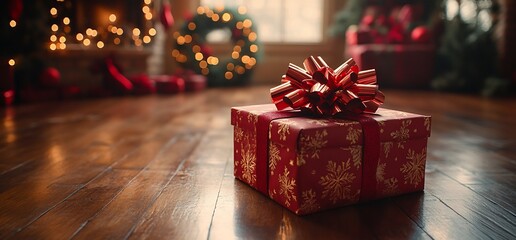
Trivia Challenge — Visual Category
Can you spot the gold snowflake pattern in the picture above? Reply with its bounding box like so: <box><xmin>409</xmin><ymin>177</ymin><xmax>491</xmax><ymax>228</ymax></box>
<box><xmin>298</xmin><ymin>189</ymin><xmax>320</xmax><ymax>214</ymax></box>
<box><xmin>234</xmin><ymin>110</ymin><xmax>243</xmax><ymax>124</ymax></box>
<box><xmin>340</xmin><ymin>146</ymin><xmax>362</xmax><ymax>170</ymax></box>
<box><xmin>297</xmin><ymin>130</ymin><xmax>328</xmax><ymax>166</ymax></box>
<box><xmin>269</xmin><ymin>142</ymin><xmax>281</xmax><ymax>175</ymax></box>
<box><xmin>279</xmin><ymin>167</ymin><xmax>297</xmax><ymax>207</ymax></box>
<box><xmin>382</xmin><ymin>178</ymin><xmax>399</xmax><ymax>195</ymax></box>
<box><xmin>346</xmin><ymin>127</ymin><xmax>362</xmax><ymax>145</ymax></box>
<box><xmin>382</xmin><ymin>142</ymin><xmax>393</xmax><ymax>158</ymax></box>
<box><xmin>319</xmin><ymin>160</ymin><xmax>357</xmax><ymax>203</ymax></box>
<box><xmin>400</xmin><ymin>148</ymin><xmax>426</xmax><ymax>187</ymax></box>
<box><xmin>391</xmin><ymin>120</ymin><xmax>411</xmax><ymax>149</ymax></box>
<box><xmin>333</xmin><ymin>120</ymin><xmax>353</xmax><ymax>127</ymax></box>
<box><xmin>276</xmin><ymin>119</ymin><xmax>295</xmax><ymax>141</ymax></box>
<box><xmin>376</xmin><ymin>162</ymin><xmax>386</xmax><ymax>182</ymax></box>
<box><xmin>247</xmin><ymin>113</ymin><xmax>258</xmax><ymax>125</ymax></box>
<box><xmin>241</xmin><ymin>143</ymin><xmax>257</xmax><ymax>185</ymax></box>
<box><xmin>234</xmin><ymin>126</ymin><xmax>244</xmax><ymax>143</ymax></box>
<box><xmin>307</xmin><ymin>119</ymin><xmax>329</xmax><ymax>126</ymax></box>
<box><xmin>391</xmin><ymin>120</ymin><xmax>411</xmax><ymax>141</ymax></box>
<box><xmin>424</xmin><ymin>117</ymin><xmax>431</xmax><ymax>132</ymax></box>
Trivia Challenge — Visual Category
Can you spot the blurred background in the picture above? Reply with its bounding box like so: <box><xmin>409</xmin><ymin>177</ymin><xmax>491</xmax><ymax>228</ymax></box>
<box><xmin>1</xmin><ymin>0</ymin><xmax>515</xmax><ymax>106</ymax></box>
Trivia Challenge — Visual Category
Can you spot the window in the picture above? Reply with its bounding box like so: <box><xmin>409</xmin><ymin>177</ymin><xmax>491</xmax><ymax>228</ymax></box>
<box><xmin>200</xmin><ymin>0</ymin><xmax>324</xmax><ymax>43</ymax></box>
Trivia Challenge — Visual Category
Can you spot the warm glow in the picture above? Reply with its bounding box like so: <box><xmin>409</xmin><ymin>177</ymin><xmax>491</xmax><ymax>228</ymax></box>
<box><xmin>8</xmin><ymin>59</ymin><xmax>15</xmax><ymax>66</ymax></box>
<box><xmin>86</xmin><ymin>28</ymin><xmax>93</xmax><ymax>36</ymax></box>
<box><xmin>171</xmin><ymin>49</ymin><xmax>179</xmax><ymax>57</ymax></box>
<box><xmin>201</xmin><ymin>68</ymin><xmax>209</xmax><ymax>75</ymax></box>
<box><xmin>249</xmin><ymin>57</ymin><xmax>257</xmax><ymax>66</ymax></box>
<box><xmin>238</xmin><ymin>6</ymin><xmax>247</xmax><ymax>14</ymax></box>
<box><xmin>63</xmin><ymin>17</ymin><xmax>70</xmax><ymax>25</ymax></box>
<box><xmin>225</xmin><ymin>71</ymin><xmax>233</xmax><ymax>80</ymax></box>
<box><xmin>188</xmin><ymin>22</ymin><xmax>196</xmax><ymax>31</ymax></box>
<box><xmin>91</xmin><ymin>29</ymin><xmax>98</xmax><ymax>37</ymax></box>
<box><xmin>236</xmin><ymin>22</ymin><xmax>243</xmax><ymax>29</ymax></box>
<box><xmin>59</xmin><ymin>36</ymin><xmax>66</xmax><ymax>43</ymax></box>
<box><xmin>59</xmin><ymin>43</ymin><xmax>66</xmax><ymax>49</ymax></box>
<box><xmin>51</xmin><ymin>24</ymin><xmax>58</xmax><ymax>32</ymax></box>
<box><xmin>192</xmin><ymin>45</ymin><xmax>201</xmax><ymax>52</ymax></box>
<box><xmin>176</xmin><ymin>36</ymin><xmax>185</xmax><ymax>45</ymax></box>
<box><xmin>222</xmin><ymin>13</ymin><xmax>231</xmax><ymax>22</ymax></box>
<box><xmin>149</xmin><ymin>28</ymin><xmax>157</xmax><ymax>36</ymax></box>
<box><xmin>233</xmin><ymin>45</ymin><xmax>241</xmax><ymax>52</ymax></box>
<box><xmin>231</xmin><ymin>51</ymin><xmax>239</xmax><ymax>59</ymax></box>
<box><xmin>133</xmin><ymin>28</ymin><xmax>141</xmax><ymax>36</ymax></box>
<box><xmin>50</xmin><ymin>7</ymin><xmax>58</xmax><ymax>16</ymax></box>
<box><xmin>143</xmin><ymin>35</ymin><xmax>151</xmax><ymax>43</ymax></box>
<box><xmin>135</xmin><ymin>39</ymin><xmax>142</xmax><ymax>46</ymax></box>
<box><xmin>9</xmin><ymin>20</ymin><xmax>16</xmax><ymax>28</ymax></box>
<box><xmin>243</xmin><ymin>19</ymin><xmax>253</xmax><ymax>28</ymax></box>
<box><xmin>236</xmin><ymin>66</ymin><xmax>245</xmax><ymax>74</ymax></box>
<box><xmin>76</xmin><ymin>33</ymin><xmax>83</xmax><ymax>41</ymax></box>
<box><xmin>144</xmin><ymin>0</ymin><xmax>152</xmax><ymax>4</ymax></box>
<box><xmin>83</xmin><ymin>38</ymin><xmax>91</xmax><ymax>46</ymax></box>
<box><xmin>227</xmin><ymin>63</ymin><xmax>234</xmax><ymax>71</ymax></box>
<box><xmin>50</xmin><ymin>43</ymin><xmax>57</xmax><ymax>50</ymax></box>
<box><xmin>195</xmin><ymin>52</ymin><xmax>204</xmax><ymax>61</ymax></box>
<box><xmin>109</xmin><ymin>14</ymin><xmax>117</xmax><ymax>22</ymax></box>
<box><xmin>199</xmin><ymin>60</ymin><xmax>208</xmax><ymax>68</ymax></box>
<box><xmin>196</xmin><ymin>6</ymin><xmax>205</xmax><ymax>15</ymax></box>
<box><xmin>116</xmin><ymin>28</ymin><xmax>124</xmax><ymax>35</ymax></box>
<box><xmin>142</xmin><ymin>6</ymin><xmax>150</xmax><ymax>13</ymax></box>
<box><xmin>184</xmin><ymin>35</ymin><xmax>192</xmax><ymax>43</ymax></box>
<box><xmin>248</xmin><ymin>32</ymin><xmax>257</xmax><ymax>42</ymax></box>
<box><xmin>250</xmin><ymin>44</ymin><xmax>258</xmax><ymax>53</ymax></box>
<box><xmin>50</xmin><ymin>35</ymin><xmax>57</xmax><ymax>42</ymax></box>
<box><xmin>211</xmin><ymin>14</ymin><xmax>220</xmax><ymax>21</ymax></box>
<box><xmin>207</xmin><ymin>56</ymin><xmax>219</xmax><ymax>65</ymax></box>
<box><xmin>110</xmin><ymin>26</ymin><xmax>118</xmax><ymax>33</ymax></box>
<box><xmin>145</xmin><ymin>12</ymin><xmax>153</xmax><ymax>20</ymax></box>
<box><xmin>114</xmin><ymin>37</ymin><xmax>121</xmax><ymax>45</ymax></box>
<box><xmin>241</xmin><ymin>55</ymin><xmax>250</xmax><ymax>64</ymax></box>
<box><xmin>97</xmin><ymin>41</ymin><xmax>104</xmax><ymax>48</ymax></box>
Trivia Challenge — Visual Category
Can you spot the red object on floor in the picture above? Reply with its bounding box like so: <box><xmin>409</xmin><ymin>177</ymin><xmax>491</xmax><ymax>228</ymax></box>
<box><xmin>345</xmin><ymin>44</ymin><xmax>435</xmax><ymax>88</ymax></box>
<box><xmin>131</xmin><ymin>74</ymin><xmax>156</xmax><ymax>95</ymax></box>
<box><xmin>105</xmin><ymin>58</ymin><xmax>133</xmax><ymax>93</ymax></box>
<box><xmin>231</xmin><ymin>104</ymin><xmax>431</xmax><ymax>215</ymax></box>
<box><xmin>153</xmin><ymin>75</ymin><xmax>185</xmax><ymax>94</ymax></box>
<box><xmin>39</xmin><ymin>67</ymin><xmax>61</xmax><ymax>87</ymax></box>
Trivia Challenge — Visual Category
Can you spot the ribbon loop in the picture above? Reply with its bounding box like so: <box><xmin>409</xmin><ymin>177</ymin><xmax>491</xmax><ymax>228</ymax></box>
<box><xmin>270</xmin><ymin>56</ymin><xmax>384</xmax><ymax>116</ymax></box>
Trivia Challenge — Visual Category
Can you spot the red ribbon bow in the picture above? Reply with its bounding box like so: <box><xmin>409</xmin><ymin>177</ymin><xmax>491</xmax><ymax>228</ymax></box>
<box><xmin>270</xmin><ymin>56</ymin><xmax>385</xmax><ymax>116</ymax></box>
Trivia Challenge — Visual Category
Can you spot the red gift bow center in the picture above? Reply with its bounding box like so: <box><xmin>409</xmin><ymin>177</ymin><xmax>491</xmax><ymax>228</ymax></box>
<box><xmin>270</xmin><ymin>56</ymin><xmax>385</xmax><ymax>116</ymax></box>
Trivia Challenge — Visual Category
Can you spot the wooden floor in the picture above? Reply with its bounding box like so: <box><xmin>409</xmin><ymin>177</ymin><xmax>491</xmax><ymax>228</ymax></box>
<box><xmin>0</xmin><ymin>86</ymin><xmax>515</xmax><ymax>239</ymax></box>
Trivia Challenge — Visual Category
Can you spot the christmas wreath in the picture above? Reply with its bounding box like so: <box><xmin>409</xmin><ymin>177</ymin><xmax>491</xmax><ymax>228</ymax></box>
<box><xmin>173</xmin><ymin>6</ymin><xmax>261</xmax><ymax>86</ymax></box>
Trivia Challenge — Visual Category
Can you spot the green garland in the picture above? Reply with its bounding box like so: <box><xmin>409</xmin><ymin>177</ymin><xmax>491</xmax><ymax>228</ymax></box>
<box><xmin>174</xmin><ymin>6</ymin><xmax>262</xmax><ymax>86</ymax></box>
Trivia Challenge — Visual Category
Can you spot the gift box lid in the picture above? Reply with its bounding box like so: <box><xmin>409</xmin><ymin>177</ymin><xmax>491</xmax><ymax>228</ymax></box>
<box><xmin>231</xmin><ymin>104</ymin><xmax>431</xmax><ymax>150</ymax></box>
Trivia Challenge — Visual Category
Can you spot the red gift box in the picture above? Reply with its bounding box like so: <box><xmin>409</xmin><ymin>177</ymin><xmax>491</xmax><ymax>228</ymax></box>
<box><xmin>231</xmin><ymin>104</ymin><xmax>431</xmax><ymax>215</ymax></box>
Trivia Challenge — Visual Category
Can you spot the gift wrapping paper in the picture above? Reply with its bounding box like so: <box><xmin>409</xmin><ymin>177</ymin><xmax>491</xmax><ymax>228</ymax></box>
<box><xmin>231</xmin><ymin>104</ymin><xmax>431</xmax><ymax>215</ymax></box>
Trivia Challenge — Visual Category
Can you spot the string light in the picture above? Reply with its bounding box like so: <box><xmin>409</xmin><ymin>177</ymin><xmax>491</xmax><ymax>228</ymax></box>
<box><xmin>142</xmin><ymin>6</ymin><xmax>150</xmax><ymax>13</ymax></box>
<box><xmin>144</xmin><ymin>0</ymin><xmax>152</xmax><ymax>4</ymax></box>
<box><xmin>97</xmin><ymin>41</ymin><xmax>104</xmax><ymax>49</ymax></box>
<box><xmin>149</xmin><ymin>28</ymin><xmax>157</xmax><ymax>36</ymax></box>
<box><xmin>225</xmin><ymin>71</ymin><xmax>233</xmax><ymax>80</ymax></box>
<box><xmin>116</xmin><ymin>28</ymin><xmax>124</xmax><ymax>35</ymax></box>
<box><xmin>114</xmin><ymin>38</ymin><xmax>121</xmax><ymax>45</ymax></box>
<box><xmin>50</xmin><ymin>35</ymin><xmax>57</xmax><ymax>42</ymax></box>
<box><xmin>188</xmin><ymin>22</ymin><xmax>196</xmax><ymax>31</ymax></box>
<box><xmin>8</xmin><ymin>59</ymin><xmax>15</xmax><ymax>66</ymax></box>
<box><xmin>109</xmin><ymin>14</ymin><xmax>117</xmax><ymax>23</ymax></box>
<box><xmin>9</xmin><ymin>20</ymin><xmax>16</xmax><ymax>28</ymax></box>
<box><xmin>83</xmin><ymin>39</ymin><xmax>91</xmax><ymax>46</ymax></box>
<box><xmin>59</xmin><ymin>36</ymin><xmax>66</xmax><ymax>43</ymax></box>
<box><xmin>49</xmin><ymin>43</ymin><xmax>57</xmax><ymax>51</ymax></box>
<box><xmin>51</xmin><ymin>24</ymin><xmax>59</xmax><ymax>32</ymax></box>
<box><xmin>238</xmin><ymin>6</ymin><xmax>247</xmax><ymax>14</ymax></box>
<box><xmin>133</xmin><ymin>28</ymin><xmax>141</xmax><ymax>36</ymax></box>
<box><xmin>195</xmin><ymin>52</ymin><xmax>204</xmax><ymax>61</ymax></box>
<box><xmin>250</xmin><ymin>44</ymin><xmax>258</xmax><ymax>53</ymax></box>
<box><xmin>50</xmin><ymin>8</ymin><xmax>58</xmax><ymax>16</ymax></box>
<box><xmin>63</xmin><ymin>17</ymin><xmax>70</xmax><ymax>25</ymax></box>
<box><xmin>143</xmin><ymin>36</ymin><xmax>151</xmax><ymax>44</ymax></box>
